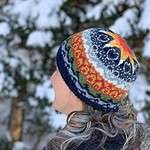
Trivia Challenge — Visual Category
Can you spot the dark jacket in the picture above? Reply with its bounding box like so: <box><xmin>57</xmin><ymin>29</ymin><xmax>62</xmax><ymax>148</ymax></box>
<box><xmin>43</xmin><ymin>129</ymin><xmax>141</xmax><ymax>150</ymax></box>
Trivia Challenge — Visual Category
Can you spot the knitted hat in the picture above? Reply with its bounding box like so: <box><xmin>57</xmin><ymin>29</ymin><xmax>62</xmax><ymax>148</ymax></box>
<box><xmin>56</xmin><ymin>28</ymin><xmax>140</xmax><ymax>113</ymax></box>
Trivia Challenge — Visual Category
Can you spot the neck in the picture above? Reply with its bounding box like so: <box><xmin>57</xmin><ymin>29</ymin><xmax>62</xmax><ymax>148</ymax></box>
<box><xmin>63</xmin><ymin>98</ymin><xmax>86</xmax><ymax>115</ymax></box>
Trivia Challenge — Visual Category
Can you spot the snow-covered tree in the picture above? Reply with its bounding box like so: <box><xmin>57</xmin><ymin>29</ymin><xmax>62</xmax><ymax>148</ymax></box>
<box><xmin>0</xmin><ymin>0</ymin><xmax>150</xmax><ymax>149</ymax></box>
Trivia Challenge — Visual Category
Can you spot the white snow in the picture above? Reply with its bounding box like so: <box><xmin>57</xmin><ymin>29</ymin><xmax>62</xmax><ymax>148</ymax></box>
<box><xmin>0</xmin><ymin>22</ymin><xmax>10</xmax><ymax>36</ymax></box>
<box><xmin>50</xmin><ymin>46</ymin><xmax>59</xmax><ymax>58</ymax></box>
<box><xmin>137</xmin><ymin>112</ymin><xmax>145</xmax><ymax>123</ymax></box>
<box><xmin>0</xmin><ymin>99</ymin><xmax>11</xmax><ymax>137</ymax></box>
<box><xmin>113</xmin><ymin>0</ymin><xmax>125</xmax><ymax>5</ymax></box>
<box><xmin>105</xmin><ymin>5</ymin><xmax>116</xmax><ymax>16</ymax></box>
<box><xmin>0</xmin><ymin>63</ymin><xmax>4</xmax><ymax>72</ymax></box>
<box><xmin>129</xmin><ymin>75</ymin><xmax>150</xmax><ymax>111</ymax></box>
<box><xmin>44</xmin><ymin>107</ymin><xmax>67</xmax><ymax>128</ymax></box>
<box><xmin>13</xmin><ymin>142</ymin><xmax>27</xmax><ymax>150</ymax></box>
<box><xmin>50</xmin><ymin>108</ymin><xmax>67</xmax><ymax>128</ymax></box>
<box><xmin>129</xmin><ymin>75</ymin><xmax>150</xmax><ymax>123</ymax></box>
<box><xmin>86</xmin><ymin>3</ymin><xmax>104</xmax><ymax>20</ymax></box>
<box><xmin>143</xmin><ymin>41</ymin><xmax>150</xmax><ymax>58</ymax></box>
<box><xmin>31</xmin><ymin>0</ymin><xmax>64</xmax><ymax>29</ymax></box>
<box><xmin>35</xmin><ymin>75</ymin><xmax>67</xmax><ymax>128</ymax></box>
<box><xmin>86</xmin><ymin>0</ymin><xmax>136</xmax><ymax>21</ymax></box>
<box><xmin>0</xmin><ymin>99</ymin><xmax>11</xmax><ymax>123</ymax></box>
<box><xmin>0</xmin><ymin>72</ymin><xmax>5</xmax><ymax>92</ymax></box>
<box><xmin>138</xmin><ymin>0</ymin><xmax>150</xmax><ymax>30</ymax></box>
<box><xmin>5</xmin><ymin>0</ymin><xmax>64</xmax><ymax>29</ymax></box>
<box><xmin>28</xmin><ymin>97</ymin><xmax>38</xmax><ymax>107</ymax></box>
<box><xmin>9</xmin><ymin>89</ymin><xmax>18</xmax><ymax>97</ymax></box>
<box><xmin>60</xmin><ymin>11</ymin><xmax>72</xmax><ymax>26</ymax></box>
<box><xmin>9</xmin><ymin>57</ymin><xmax>19</xmax><ymax>68</ymax></box>
<box><xmin>143</xmin><ymin>34</ymin><xmax>150</xmax><ymax>58</ymax></box>
<box><xmin>0</xmin><ymin>45</ymin><xmax>8</xmax><ymax>57</ymax></box>
<box><xmin>12</xmin><ymin>49</ymin><xmax>31</xmax><ymax>68</ymax></box>
<box><xmin>3</xmin><ymin>76</ymin><xmax>18</xmax><ymax>97</ymax></box>
<box><xmin>110</xmin><ymin>9</ymin><xmax>137</xmax><ymax>37</ymax></box>
<box><xmin>51</xmin><ymin>112</ymin><xmax>67</xmax><ymax>128</ymax></box>
<box><xmin>0</xmin><ymin>0</ymin><xmax>150</xmax><ymax>146</ymax></box>
<box><xmin>8</xmin><ymin>0</ymin><xmax>33</xmax><ymax>27</ymax></box>
<box><xmin>7</xmin><ymin>49</ymin><xmax>32</xmax><ymax>80</ymax></box>
<box><xmin>36</xmin><ymin>78</ymin><xmax>55</xmax><ymax>102</ymax></box>
<box><xmin>27</xmin><ymin>31</ymin><xmax>52</xmax><ymax>47</ymax></box>
<box><xmin>110</xmin><ymin>18</ymin><xmax>131</xmax><ymax>37</ymax></box>
<box><xmin>126</xmin><ymin>0</ymin><xmax>137</xmax><ymax>6</ymax></box>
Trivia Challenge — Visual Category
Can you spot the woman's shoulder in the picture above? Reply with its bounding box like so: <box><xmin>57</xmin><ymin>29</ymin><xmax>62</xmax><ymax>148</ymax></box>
<box><xmin>43</xmin><ymin>130</ymin><xmax>126</xmax><ymax>150</ymax></box>
<box><xmin>76</xmin><ymin>129</ymin><xmax>126</xmax><ymax>150</ymax></box>
<box><xmin>43</xmin><ymin>123</ymin><xmax>150</xmax><ymax>150</ymax></box>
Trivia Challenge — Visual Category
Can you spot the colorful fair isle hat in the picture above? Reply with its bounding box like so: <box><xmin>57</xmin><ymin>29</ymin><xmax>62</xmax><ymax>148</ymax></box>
<box><xmin>56</xmin><ymin>28</ymin><xmax>140</xmax><ymax>112</ymax></box>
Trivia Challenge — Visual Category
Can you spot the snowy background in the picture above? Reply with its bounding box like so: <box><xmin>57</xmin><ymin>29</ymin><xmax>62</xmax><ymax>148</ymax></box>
<box><xmin>0</xmin><ymin>0</ymin><xmax>150</xmax><ymax>149</ymax></box>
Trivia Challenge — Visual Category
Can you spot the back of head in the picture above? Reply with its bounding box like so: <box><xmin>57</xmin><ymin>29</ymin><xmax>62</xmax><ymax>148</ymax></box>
<box><xmin>45</xmin><ymin>28</ymin><xmax>146</xmax><ymax>150</ymax></box>
<box><xmin>56</xmin><ymin>27</ymin><xmax>140</xmax><ymax>113</ymax></box>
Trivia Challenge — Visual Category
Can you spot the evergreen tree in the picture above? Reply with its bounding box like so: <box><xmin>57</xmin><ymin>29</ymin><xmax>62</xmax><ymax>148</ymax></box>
<box><xmin>0</xmin><ymin>0</ymin><xmax>150</xmax><ymax>149</ymax></box>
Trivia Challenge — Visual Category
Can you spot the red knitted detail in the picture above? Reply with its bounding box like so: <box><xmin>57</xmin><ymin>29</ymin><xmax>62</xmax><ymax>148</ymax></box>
<box><xmin>71</xmin><ymin>32</ymin><xmax>127</xmax><ymax>101</ymax></box>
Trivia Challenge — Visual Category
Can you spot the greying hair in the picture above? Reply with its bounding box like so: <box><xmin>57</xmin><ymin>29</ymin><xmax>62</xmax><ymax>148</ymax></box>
<box><xmin>46</xmin><ymin>102</ymin><xmax>147</xmax><ymax>150</ymax></box>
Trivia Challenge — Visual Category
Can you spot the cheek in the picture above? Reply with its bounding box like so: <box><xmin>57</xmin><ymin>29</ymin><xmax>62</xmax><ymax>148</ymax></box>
<box><xmin>52</xmin><ymin>87</ymin><xmax>69</xmax><ymax>112</ymax></box>
<box><xmin>51</xmin><ymin>74</ymin><xmax>70</xmax><ymax>111</ymax></box>
<box><xmin>53</xmin><ymin>78</ymin><xmax>66</xmax><ymax>100</ymax></box>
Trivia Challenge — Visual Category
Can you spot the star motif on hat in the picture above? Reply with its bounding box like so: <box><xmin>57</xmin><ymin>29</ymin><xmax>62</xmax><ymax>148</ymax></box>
<box><xmin>105</xmin><ymin>31</ymin><xmax>138</xmax><ymax>72</ymax></box>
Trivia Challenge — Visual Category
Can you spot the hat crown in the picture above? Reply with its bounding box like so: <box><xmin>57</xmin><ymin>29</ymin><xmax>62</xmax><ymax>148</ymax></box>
<box><xmin>82</xmin><ymin>28</ymin><xmax>140</xmax><ymax>89</ymax></box>
<box><xmin>56</xmin><ymin>28</ymin><xmax>140</xmax><ymax>112</ymax></box>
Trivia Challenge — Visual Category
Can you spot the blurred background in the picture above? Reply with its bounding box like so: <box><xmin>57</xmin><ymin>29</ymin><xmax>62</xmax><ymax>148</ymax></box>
<box><xmin>0</xmin><ymin>0</ymin><xmax>150</xmax><ymax>149</ymax></box>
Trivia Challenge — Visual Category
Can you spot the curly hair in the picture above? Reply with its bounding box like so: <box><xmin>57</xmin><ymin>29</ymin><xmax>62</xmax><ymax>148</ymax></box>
<box><xmin>45</xmin><ymin>101</ymin><xmax>147</xmax><ymax>150</ymax></box>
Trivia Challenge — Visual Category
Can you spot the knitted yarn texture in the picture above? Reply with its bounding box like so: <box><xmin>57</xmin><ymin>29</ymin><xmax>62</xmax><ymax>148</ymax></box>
<box><xmin>56</xmin><ymin>28</ymin><xmax>140</xmax><ymax>112</ymax></box>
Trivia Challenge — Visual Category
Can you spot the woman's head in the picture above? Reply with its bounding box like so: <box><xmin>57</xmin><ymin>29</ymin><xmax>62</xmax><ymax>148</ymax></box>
<box><xmin>54</xmin><ymin>27</ymin><xmax>140</xmax><ymax>113</ymax></box>
<box><xmin>47</xmin><ymin>28</ymin><xmax>144</xmax><ymax>150</ymax></box>
<box><xmin>48</xmin><ymin>101</ymin><xmax>144</xmax><ymax>150</ymax></box>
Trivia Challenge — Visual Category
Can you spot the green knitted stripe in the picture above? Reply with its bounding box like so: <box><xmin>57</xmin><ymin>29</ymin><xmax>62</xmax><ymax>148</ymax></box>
<box><xmin>66</xmin><ymin>39</ymin><xmax>118</xmax><ymax>103</ymax></box>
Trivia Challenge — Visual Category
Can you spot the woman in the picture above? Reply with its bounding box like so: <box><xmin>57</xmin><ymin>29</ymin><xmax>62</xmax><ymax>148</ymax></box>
<box><xmin>44</xmin><ymin>28</ymin><xmax>149</xmax><ymax>150</ymax></box>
